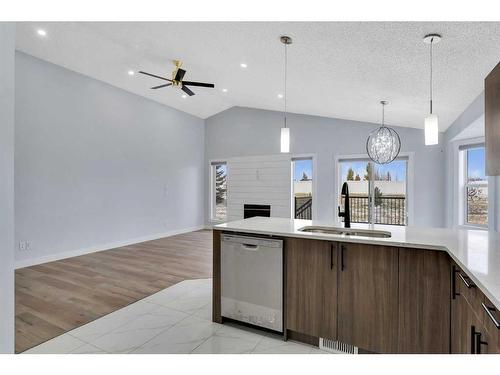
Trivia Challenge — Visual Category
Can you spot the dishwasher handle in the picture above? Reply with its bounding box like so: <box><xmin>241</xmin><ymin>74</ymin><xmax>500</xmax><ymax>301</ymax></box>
<box><xmin>240</xmin><ymin>243</ymin><xmax>259</xmax><ymax>251</ymax></box>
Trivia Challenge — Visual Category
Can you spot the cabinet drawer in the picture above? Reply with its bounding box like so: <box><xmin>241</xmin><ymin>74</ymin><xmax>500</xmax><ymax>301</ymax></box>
<box><xmin>481</xmin><ymin>297</ymin><xmax>500</xmax><ymax>351</ymax></box>
<box><xmin>456</xmin><ymin>270</ymin><xmax>483</xmax><ymax>322</ymax></box>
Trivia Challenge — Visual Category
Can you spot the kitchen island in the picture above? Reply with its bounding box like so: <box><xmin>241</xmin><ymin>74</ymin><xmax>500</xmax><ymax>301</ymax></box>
<box><xmin>213</xmin><ymin>217</ymin><xmax>500</xmax><ymax>354</ymax></box>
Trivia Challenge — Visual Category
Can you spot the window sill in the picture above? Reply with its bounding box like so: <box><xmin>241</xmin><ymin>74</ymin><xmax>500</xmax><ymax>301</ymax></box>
<box><xmin>457</xmin><ymin>224</ymin><xmax>488</xmax><ymax>231</ymax></box>
<box><xmin>209</xmin><ymin>219</ymin><xmax>227</xmax><ymax>226</ymax></box>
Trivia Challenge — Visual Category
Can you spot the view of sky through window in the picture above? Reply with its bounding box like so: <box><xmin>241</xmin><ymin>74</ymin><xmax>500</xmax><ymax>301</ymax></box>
<box><xmin>467</xmin><ymin>147</ymin><xmax>486</xmax><ymax>181</ymax></box>
<box><xmin>293</xmin><ymin>159</ymin><xmax>313</xmax><ymax>181</ymax></box>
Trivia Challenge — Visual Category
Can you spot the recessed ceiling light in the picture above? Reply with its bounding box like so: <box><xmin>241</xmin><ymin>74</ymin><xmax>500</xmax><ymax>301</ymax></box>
<box><xmin>37</xmin><ymin>29</ymin><xmax>47</xmax><ymax>37</ymax></box>
<box><xmin>277</xmin><ymin>94</ymin><xmax>283</xmax><ymax>99</ymax></box>
<box><xmin>240</xmin><ymin>63</ymin><xmax>248</xmax><ymax>68</ymax></box>
<box><xmin>181</xmin><ymin>94</ymin><xmax>187</xmax><ymax>99</ymax></box>
<box><xmin>222</xmin><ymin>88</ymin><xmax>228</xmax><ymax>93</ymax></box>
<box><xmin>127</xmin><ymin>70</ymin><xmax>135</xmax><ymax>76</ymax></box>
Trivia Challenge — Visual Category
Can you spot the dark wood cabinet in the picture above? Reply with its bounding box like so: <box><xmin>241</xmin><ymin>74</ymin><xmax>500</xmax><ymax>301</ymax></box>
<box><xmin>337</xmin><ymin>242</ymin><xmax>399</xmax><ymax>353</ymax></box>
<box><xmin>453</xmin><ymin>289</ymin><xmax>477</xmax><ymax>353</ymax></box>
<box><xmin>398</xmin><ymin>249</ymin><xmax>451</xmax><ymax>353</ymax></box>
<box><xmin>452</xmin><ymin>294</ymin><xmax>500</xmax><ymax>354</ymax></box>
<box><xmin>450</xmin><ymin>262</ymin><xmax>500</xmax><ymax>354</ymax></box>
<box><xmin>215</xmin><ymin>233</ymin><xmax>499</xmax><ymax>354</ymax></box>
<box><xmin>212</xmin><ymin>230</ymin><xmax>222</xmax><ymax>324</ymax></box>
<box><xmin>483</xmin><ymin>329</ymin><xmax>500</xmax><ymax>354</ymax></box>
<box><xmin>285</xmin><ymin>238</ymin><xmax>337</xmax><ymax>340</ymax></box>
<box><xmin>451</xmin><ymin>262</ymin><xmax>480</xmax><ymax>354</ymax></box>
<box><xmin>451</xmin><ymin>264</ymin><xmax>463</xmax><ymax>353</ymax></box>
<box><xmin>485</xmin><ymin>61</ymin><xmax>500</xmax><ymax>176</ymax></box>
<box><xmin>481</xmin><ymin>297</ymin><xmax>500</xmax><ymax>354</ymax></box>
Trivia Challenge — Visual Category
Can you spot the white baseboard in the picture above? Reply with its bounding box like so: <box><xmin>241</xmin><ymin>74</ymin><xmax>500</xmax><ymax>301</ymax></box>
<box><xmin>15</xmin><ymin>225</ymin><xmax>206</xmax><ymax>269</ymax></box>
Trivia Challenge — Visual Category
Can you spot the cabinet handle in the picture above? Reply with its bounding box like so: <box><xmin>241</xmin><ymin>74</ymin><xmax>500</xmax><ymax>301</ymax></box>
<box><xmin>452</xmin><ymin>266</ymin><xmax>460</xmax><ymax>299</ymax></box>
<box><xmin>471</xmin><ymin>326</ymin><xmax>477</xmax><ymax>354</ymax></box>
<box><xmin>458</xmin><ymin>273</ymin><xmax>475</xmax><ymax>289</ymax></box>
<box><xmin>482</xmin><ymin>303</ymin><xmax>500</xmax><ymax>329</ymax></box>
<box><xmin>475</xmin><ymin>331</ymin><xmax>488</xmax><ymax>354</ymax></box>
<box><xmin>340</xmin><ymin>244</ymin><xmax>345</xmax><ymax>271</ymax></box>
<box><xmin>330</xmin><ymin>244</ymin><xmax>333</xmax><ymax>270</ymax></box>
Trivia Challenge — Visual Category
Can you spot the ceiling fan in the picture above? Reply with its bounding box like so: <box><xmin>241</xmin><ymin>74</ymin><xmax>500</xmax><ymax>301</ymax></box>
<box><xmin>139</xmin><ymin>60</ymin><xmax>215</xmax><ymax>97</ymax></box>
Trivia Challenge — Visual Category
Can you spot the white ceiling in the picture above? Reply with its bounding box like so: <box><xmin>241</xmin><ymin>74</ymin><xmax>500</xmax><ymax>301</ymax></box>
<box><xmin>15</xmin><ymin>22</ymin><xmax>500</xmax><ymax>130</ymax></box>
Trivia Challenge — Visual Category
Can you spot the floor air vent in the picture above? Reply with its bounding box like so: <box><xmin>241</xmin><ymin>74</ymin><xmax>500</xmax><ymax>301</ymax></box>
<box><xmin>319</xmin><ymin>338</ymin><xmax>358</xmax><ymax>354</ymax></box>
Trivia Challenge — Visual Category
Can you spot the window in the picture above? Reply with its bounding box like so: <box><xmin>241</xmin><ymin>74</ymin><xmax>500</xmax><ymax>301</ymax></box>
<box><xmin>210</xmin><ymin>162</ymin><xmax>227</xmax><ymax>222</ymax></box>
<box><xmin>460</xmin><ymin>145</ymin><xmax>488</xmax><ymax>227</ymax></box>
<box><xmin>338</xmin><ymin>157</ymin><xmax>408</xmax><ymax>226</ymax></box>
<box><xmin>292</xmin><ymin>158</ymin><xmax>313</xmax><ymax>219</ymax></box>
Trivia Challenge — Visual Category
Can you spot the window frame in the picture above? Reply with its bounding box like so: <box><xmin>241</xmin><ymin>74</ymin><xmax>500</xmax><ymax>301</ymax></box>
<box><xmin>334</xmin><ymin>153</ymin><xmax>414</xmax><ymax>226</ymax></box>
<box><xmin>209</xmin><ymin>160</ymin><xmax>228</xmax><ymax>223</ymax></box>
<box><xmin>459</xmin><ymin>143</ymin><xmax>488</xmax><ymax>229</ymax></box>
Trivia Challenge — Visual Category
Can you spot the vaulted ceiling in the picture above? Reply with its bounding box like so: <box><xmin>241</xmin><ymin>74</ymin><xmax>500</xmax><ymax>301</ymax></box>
<box><xmin>16</xmin><ymin>22</ymin><xmax>500</xmax><ymax>130</ymax></box>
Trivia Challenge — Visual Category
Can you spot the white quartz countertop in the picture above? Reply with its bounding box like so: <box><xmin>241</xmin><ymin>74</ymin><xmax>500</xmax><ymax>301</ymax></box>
<box><xmin>215</xmin><ymin>217</ymin><xmax>500</xmax><ymax>310</ymax></box>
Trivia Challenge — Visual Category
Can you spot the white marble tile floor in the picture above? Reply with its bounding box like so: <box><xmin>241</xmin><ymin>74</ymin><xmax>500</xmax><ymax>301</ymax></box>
<box><xmin>23</xmin><ymin>278</ymin><xmax>331</xmax><ymax>355</ymax></box>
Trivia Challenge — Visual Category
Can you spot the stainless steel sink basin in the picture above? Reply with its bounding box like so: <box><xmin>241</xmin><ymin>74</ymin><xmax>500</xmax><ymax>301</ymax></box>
<box><xmin>298</xmin><ymin>226</ymin><xmax>391</xmax><ymax>238</ymax></box>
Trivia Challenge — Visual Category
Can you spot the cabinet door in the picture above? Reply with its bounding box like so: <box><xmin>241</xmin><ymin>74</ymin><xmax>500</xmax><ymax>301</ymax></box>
<box><xmin>337</xmin><ymin>242</ymin><xmax>399</xmax><ymax>353</ymax></box>
<box><xmin>285</xmin><ymin>238</ymin><xmax>337</xmax><ymax>340</ymax></box>
<box><xmin>454</xmin><ymin>292</ymin><xmax>478</xmax><ymax>354</ymax></box>
<box><xmin>398</xmin><ymin>249</ymin><xmax>450</xmax><ymax>353</ymax></box>
<box><xmin>464</xmin><ymin>299</ymin><xmax>500</xmax><ymax>354</ymax></box>
<box><xmin>482</xmin><ymin>297</ymin><xmax>500</xmax><ymax>354</ymax></box>
<box><xmin>482</xmin><ymin>330</ymin><xmax>500</xmax><ymax>354</ymax></box>
<box><xmin>451</xmin><ymin>264</ymin><xmax>463</xmax><ymax>354</ymax></box>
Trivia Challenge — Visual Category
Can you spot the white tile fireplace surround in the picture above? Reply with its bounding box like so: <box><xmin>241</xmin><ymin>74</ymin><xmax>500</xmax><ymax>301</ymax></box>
<box><xmin>24</xmin><ymin>279</ymin><xmax>330</xmax><ymax>354</ymax></box>
<box><xmin>225</xmin><ymin>154</ymin><xmax>292</xmax><ymax>222</ymax></box>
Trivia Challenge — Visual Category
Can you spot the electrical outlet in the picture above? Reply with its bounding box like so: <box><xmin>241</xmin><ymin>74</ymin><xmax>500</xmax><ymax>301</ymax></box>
<box><xmin>19</xmin><ymin>240</ymin><xmax>32</xmax><ymax>251</ymax></box>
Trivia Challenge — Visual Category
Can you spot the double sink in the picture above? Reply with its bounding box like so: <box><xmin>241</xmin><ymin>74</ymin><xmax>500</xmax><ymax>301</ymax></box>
<box><xmin>298</xmin><ymin>225</ymin><xmax>392</xmax><ymax>238</ymax></box>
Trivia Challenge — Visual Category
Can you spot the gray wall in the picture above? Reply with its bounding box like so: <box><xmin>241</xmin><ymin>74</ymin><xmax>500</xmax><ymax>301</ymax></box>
<box><xmin>205</xmin><ymin>106</ymin><xmax>446</xmax><ymax>227</ymax></box>
<box><xmin>443</xmin><ymin>93</ymin><xmax>485</xmax><ymax>144</ymax></box>
<box><xmin>443</xmin><ymin>93</ymin><xmax>485</xmax><ymax>228</ymax></box>
<box><xmin>15</xmin><ymin>52</ymin><xmax>206</xmax><ymax>266</ymax></box>
<box><xmin>443</xmin><ymin>92</ymin><xmax>500</xmax><ymax>231</ymax></box>
<box><xmin>0</xmin><ymin>23</ymin><xmax>15</xmax><ymax>353</ymax></box>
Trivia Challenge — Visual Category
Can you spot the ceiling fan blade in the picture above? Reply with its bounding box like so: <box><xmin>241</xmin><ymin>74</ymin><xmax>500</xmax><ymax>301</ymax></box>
<box><xmin>182</xmin><ymin>85</ymin><xmax>195</xmax><ymax>96</ymax></box>
<box><xmin>182</xmin><ymin>81</ymin><xmax>215</xmax><ymax>88</ymax></box>
<box><xmin>138</xmin><ymin>71</ymin><xmax>172</xmax><ymax>82</ymax></box>
<box><xmin>151</xmin><ymin>83</ymin><xmax>172</xmax><ymax>89</ymax></box>
<box><xmin>175</xmin><ymin>68</ymin><xmax>186</xmax><ymax>82</ymax></box>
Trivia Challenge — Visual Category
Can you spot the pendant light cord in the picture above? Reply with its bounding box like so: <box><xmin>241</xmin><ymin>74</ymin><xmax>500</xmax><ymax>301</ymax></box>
<box><xmin>429</xmin><ymin>37</ymin><xmax>433</xmax><ymax>114</ymax></box>
<box><xmin>382</xmin><ymin>102</ymin><xmax>385</xmax><ymax>126</ymax></box>
<box><xmin>380</xmin><ymin>101</ymin><xmax>388</xmax><ymax>127</ymax></box>
<box><xmin>284</xmin><ymin>41</ymin><xmax>288</xmax><ymax>128</ymax></box>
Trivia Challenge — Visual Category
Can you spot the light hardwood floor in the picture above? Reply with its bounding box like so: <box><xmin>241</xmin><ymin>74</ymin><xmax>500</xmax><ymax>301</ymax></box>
<box><xmin>15</xmin><ymin>229</ymin><xmax>212</xmax><ymax>353</ymax></box>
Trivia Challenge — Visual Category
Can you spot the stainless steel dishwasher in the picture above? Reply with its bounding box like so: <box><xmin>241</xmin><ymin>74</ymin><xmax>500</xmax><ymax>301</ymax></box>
<box><xmin>221</xmin><ymin>234</ymin><xmax>283</xmax><ymax>332</ymax></box>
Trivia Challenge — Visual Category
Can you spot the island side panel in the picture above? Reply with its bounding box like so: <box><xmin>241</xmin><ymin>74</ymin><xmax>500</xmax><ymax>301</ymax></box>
<box><xmin>398</xmin><ymin>248</ymin><xmax>451</xmax><ymax>353</ymax></box>
<box><xmin>212</xmin><ymin>229</ymin><xmax>222</xmax><ymax>323</ymax></box>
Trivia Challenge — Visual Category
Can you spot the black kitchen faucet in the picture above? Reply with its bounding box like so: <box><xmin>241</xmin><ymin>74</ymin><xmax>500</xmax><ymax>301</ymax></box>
<box><xmin>338</xmin><ymin>182</ymin><xmax>351</xmax><ymax>228</ymax></box>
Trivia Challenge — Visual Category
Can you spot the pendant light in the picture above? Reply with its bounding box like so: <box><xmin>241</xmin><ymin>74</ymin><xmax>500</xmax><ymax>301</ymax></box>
<box><xmin>366</xmin><ymin>101</ymin><xmax>401</xmax><ymax>164</ymax></box>
<box><xmin>280</xmin><ymin>36</ymin><xmax>292</xmax><ymax>153</ymax></box>
<box><xmin>423</xmin><ymin>33</ymin><xmax>441</xmax><ymax>145</ymax></box>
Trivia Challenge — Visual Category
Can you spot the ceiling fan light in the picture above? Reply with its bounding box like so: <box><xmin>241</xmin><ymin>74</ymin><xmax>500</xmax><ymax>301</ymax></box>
<box><xmin>280</xmin><ymin>127</ymin><xmax>290</xmax><ymax>153</ymax></box>
<box><xmin>424</xmin><ymin>114</ymin><xmax>439</xmax><ymax>145</ymax></box>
